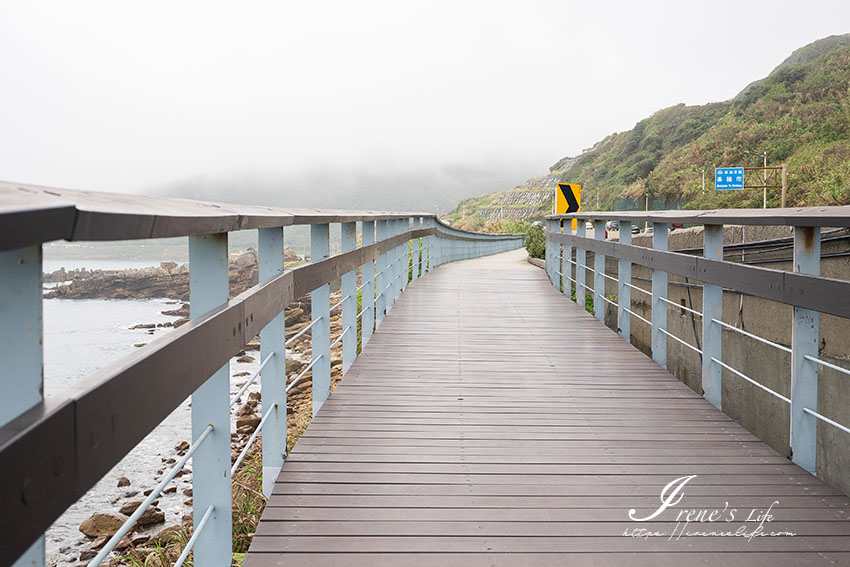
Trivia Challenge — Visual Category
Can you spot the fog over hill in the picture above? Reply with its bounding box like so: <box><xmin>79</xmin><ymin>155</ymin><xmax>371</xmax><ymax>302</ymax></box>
<box><xmin>146</xmin><ymin>161</ymin><xmax>541</xmax><ymax>215</ymax></box>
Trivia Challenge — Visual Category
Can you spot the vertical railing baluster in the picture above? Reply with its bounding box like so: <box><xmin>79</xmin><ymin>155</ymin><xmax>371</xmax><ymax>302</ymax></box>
<box><xmin>412</xmin><ymin>217</ymin><xmax>420</xmax><ymax>282</ymax></box>
<box><xmin>593</xmin><ymin>219</ymin><xmax>606</xmax><ymax>322</ymax></box>
<box><xmin>341</xmin><ymin>222</ymin><xmax>356</xmax><ymax>374</ymax></box>
<box><xmin>545</xmin><ymin>220</ymin><xmax>553</xmax><ymax>285</ymax></box>
<box><xmin>310</xmin><ymin>224</ymin><xmax>331</xmax><ymax>416</ymax></box>
<box><xmin>258</xmin><ymin>227</ymin><xmax>286</xmax><ymax>497</ymax></box>
<box><xmin>361</xmin><ymin>220</ymin><xmax>376</xmax><ymax>348</ymax></box>
<box><xmin>189</xmin><ymin>233</ymin><xmax>231</xmax><ymax>566</ymax></box>
<box><xmin>791</xmin><ymin>225</ymin><xmax>821</xmax><ymax>474</ymax></box>
<box><xmin>651</xmin><ymin>223</ymin><xmax>669</xmax><ymax>368</ymax></box>
<box><xmin>617</xmin><ymin>221</ymin><xmax>632</xmax><ymax>342</ymax></box>
<box><xmin>2</xmin><ymin>245</ymin><xmax>45</xmax><ymax>567</ymax></box>
<box><xmin>575</xmin><ymin>223</ymin><xmax>586</xmax><ymax>305</ymax></box>
<box><xmin>562</xmin><ymin>220</ymin><xmax>572</xmax><ymax>297</ymax></box>
<box><xmin>702</xmin><ymin>224</ymin><xmax>724</xmax><ymax>408</ymax></box>
<box><xmin>375</xmin><ymin>220</ymin><xmax>387</xmax><ymax>326</ymax></box>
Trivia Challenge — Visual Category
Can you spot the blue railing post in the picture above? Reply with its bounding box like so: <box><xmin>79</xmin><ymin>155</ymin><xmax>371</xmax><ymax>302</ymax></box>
<box><xmin>361</xmin><ymin>221</ymin><xmax>376</xmax><ymax>347</ymax></box>
<box><xmin>375</xmin><ymin>220</ymin><xmax>387</xmax><ymax>327</ymax></box>
<box><xmin>618</xmin><ymin>221</ymin><xmax>632</xmax><ymax>342</ymax></box>
<box><xmin>2</xmin><ymin>245</ymin><xmax>45</xmax><ymax>567</ymax></box>
<box><xmin>411</xmin><ymin>217</ymin><xmax>420</xmax><ymax>282</ymax></box>
<box><xmin>791</xmin><ymin>226</ymin><xmax>821</xmax><ymax>474</ymax></box>
<box><xmin>258</xmin><ymin>227</ymin><xmax>286</xmax><ymax>497</ymax></box>
<box><xmin>341</xmin><ymin>222</ymin><xmax>356</xmax><ymax>374</ymax></box>
<box><xmin>651</xmin><ymin>224</ymin><xmax>669</xmax><ymax>368</ymax></box>
<box><xmin>702</xmin><ymin>224</ymin><xmax>724</xmax><ymax>408</ymax></box>
<box><xmin>189</xmin><ymin>233</ymin><xmax>232</xmax><ymax>566</ymax></box>
<box><xmin>575</xmin><ymin>223</ymin><xmax>586</xmax><ymax>305</ymax></box>
<box><xmin>310</xmin><ymin>224</ymin><xmax>331</xmax><ymax>416</ymax></box>
<box><xmin>545</xmin><ymin>220</ymin><xmax>553</xmax><ymax>285</ymax></box>
<box><xmin>562</xmin><ymin>220</ymin><xmax>572</xmax><ymax>297</ymax></box>
<box><xmin>593</xmin><ymin>219</ymin><xmax>606</xmax><ymax>322</ymax></box>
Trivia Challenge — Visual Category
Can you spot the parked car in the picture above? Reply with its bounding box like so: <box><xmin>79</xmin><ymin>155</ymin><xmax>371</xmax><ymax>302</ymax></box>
<box><xmin>631</xmin><ymin>225</ymin><xmax>640</xmax><ymax>234</ymax></box>
<box><xmin>645</xmin><ymin>226</ymin><xmax>654</xmax><ymax>235</ymax></box>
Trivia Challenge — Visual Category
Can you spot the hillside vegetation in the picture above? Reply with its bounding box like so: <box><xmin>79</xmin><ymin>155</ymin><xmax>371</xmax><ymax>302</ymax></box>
<box><xmin>556</xmin><ymin>33</ymin><xmax>850</xmax><ymax>210</ymax></box>
<box><xmin>445</xmin><ymin>34</ymin><xmax>850</xmax><ymax>230</ymax></box>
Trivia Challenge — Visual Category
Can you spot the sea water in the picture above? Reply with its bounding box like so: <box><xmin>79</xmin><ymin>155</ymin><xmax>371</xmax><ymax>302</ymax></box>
<box><xmin>41</xmin><ymin>275</ymin><xmax>262</xmax><ymax>564</ymax></box>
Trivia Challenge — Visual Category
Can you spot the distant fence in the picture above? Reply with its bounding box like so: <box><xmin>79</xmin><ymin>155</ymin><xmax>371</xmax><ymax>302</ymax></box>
<box><xmin>0</xmin><ymin>181</ymin><xmax>524</xmax><ymax>567</ymax></box>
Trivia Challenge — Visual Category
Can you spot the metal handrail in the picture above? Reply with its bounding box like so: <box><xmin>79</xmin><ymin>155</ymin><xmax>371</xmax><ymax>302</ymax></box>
<box><xmin>657</xmin><ymin>295</ymin><xmax>703</xmax><ymax>318</ymax></box>
<box><xmin>803</xmin><ymin>407</ymin><xmax>850</xmax><ymax>436</ymax></box>
<box><xmin>285</xmin><ymin>316</ymin><xmax>322</xmax><ymax>347</ymax></box>
<box><xmin>173</xmin><ymin>504</ymin><xmax>214</xmax><ymax>567</ymax></box>
<box><xmin>231</xmin><ymin>404</ymin><xmax>277</xmax><ymax>475</ymax></box>
<box><xmin>229</xmin><ymin>353</ymin><xmax>275</xmax><ymax>408</ymax></box>
<box><xmin>659</xmin><ymin>327</ymin><xmax>702</xmax><ymax>355</ymax></box>
<box><xmin>803</xmin><ymin>354</ymin><xmax>850</xmax><ymax>377</ymax></box>
<box><xmin>87</xmin><ymin>425</ymin><xmax>214</xmax><ymax>566</ymax></box>
<box><xmin>286</xmin><ymin>354</ymin><xmax>324</xmax><ymax>393</ymax></box>
<box><xmin>710</xmin><ymin>357</ymin><xmax>790</xmax><ymax>404</ymax></box>
<box><xmin>711</xmin><ymin>318</ymin><xmax>791</xmax><ymax>354</ymax></box>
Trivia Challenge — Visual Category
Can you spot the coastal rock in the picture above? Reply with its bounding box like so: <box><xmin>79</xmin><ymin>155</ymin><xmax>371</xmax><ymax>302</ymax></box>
<box><xmin>119</xmin><ymin>499</ymin><xmax>144</xmax><ymax>515</ymax></box>
<box><xmin>236</xmin><ymin>355</ymin><xmax>255</xmax><ymax>363</ymax></box>
<box><xmin>135</xmin><ymin>507</ymin><xmax>165</xmax><ymax>527</ymax></box>
<box><xmin>117</xmin><ymin>476</ymin><xmax>131</xmax><ymax>487</ymax></box>
<box><xmin>236</xmin><ymin>414</ymin><xmax>261</xmax><ymax>433</ymax></box>
<box><xmin>42</xmin><ymin>249</ymin><xmax>296</xmax><ymax>301</ymax></box>
<box><xmin>236</xmin><ymin>403</ymin><xmax>255</xmax><ymax>417</ymax></box>
<box><xmin>79</xmin><ymin>513</ymin><xmax>125</xmax><ymax>538</ymax></box>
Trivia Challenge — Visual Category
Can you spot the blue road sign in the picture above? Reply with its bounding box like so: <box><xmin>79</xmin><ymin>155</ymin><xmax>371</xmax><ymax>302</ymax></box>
<box><xmin>715</xmin><ymin>167</ymin><xmax>744</xmax><ymax>190</ymax></box>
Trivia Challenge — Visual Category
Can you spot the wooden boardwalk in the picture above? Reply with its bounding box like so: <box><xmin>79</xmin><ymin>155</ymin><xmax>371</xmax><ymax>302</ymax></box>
<box><xmin>246</xmin><ymin>249</ymin><xmax>850</xmax><ymax>566</ymax></box>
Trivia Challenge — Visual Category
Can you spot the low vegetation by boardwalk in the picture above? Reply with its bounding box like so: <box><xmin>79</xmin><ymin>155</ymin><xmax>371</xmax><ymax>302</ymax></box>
<box><xmin>245</xmin><ymin>249</ymin><xmax>850</xmax><ymax>566</ymax></box>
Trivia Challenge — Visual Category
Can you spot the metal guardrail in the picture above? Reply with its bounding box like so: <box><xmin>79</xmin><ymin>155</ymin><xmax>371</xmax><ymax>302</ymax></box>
<box><xmin>0</xmin><ymin>182</ymin><xmax>524</xmax><ymax>566</ymax></box>
<box><xmin>543</xmin><ymin>208</ymin><xmax>850</xmax><ymax>486</ymax></box>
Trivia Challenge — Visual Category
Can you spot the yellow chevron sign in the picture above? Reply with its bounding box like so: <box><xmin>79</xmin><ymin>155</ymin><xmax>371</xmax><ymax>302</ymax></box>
<box><xmin>555</xmin><ymin>183</ymin><xmax>581</xmax><ymax>230</ymax></box>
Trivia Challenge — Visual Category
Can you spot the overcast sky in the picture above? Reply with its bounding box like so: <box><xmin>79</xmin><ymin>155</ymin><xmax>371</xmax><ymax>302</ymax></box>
<box><xmin>1</xmin><ymin>1</ymin><xmax>849</xmax><ymax>195</ymax></box>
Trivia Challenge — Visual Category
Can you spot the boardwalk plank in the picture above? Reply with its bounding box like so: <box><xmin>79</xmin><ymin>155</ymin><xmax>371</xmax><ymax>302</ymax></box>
<box><xmin>246</xmin><ymin>249</ymin><xmax>850</xmax><ymax>566</ymax></box>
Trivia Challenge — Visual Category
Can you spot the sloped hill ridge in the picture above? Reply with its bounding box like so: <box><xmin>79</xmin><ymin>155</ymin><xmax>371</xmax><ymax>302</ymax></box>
<box><xmin>552</xmin><ymin>33</ymin><xmax>850</xmax><ymax>210</ymax></box>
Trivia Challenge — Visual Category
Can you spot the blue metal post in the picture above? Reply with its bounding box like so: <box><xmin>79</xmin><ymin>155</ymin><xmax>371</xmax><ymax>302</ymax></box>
<box><xmin>2</xmin><ymin>246</ymin><xmax>45</xmax><ymax>567</ymax></box>
<box><xmin>702</xmin><ymin>224</ymin><xmax>723</xmax><ymax>408</ymax></box>
<box><xmin>361</xmin><ymin>221</ymin><xmax>375</xmax><ymax>347</ymax></box>
<box><xmin>593</xmin><ymin>219</ymin><xmax>606</xmax><ymax>322</ymax></box>
<box><xmin>618</xmin><ymin>221</ymin><xmax>632</xmax><ymax>342</ymax></box>
<box><xmin>341</xmin><ymin>222</ymin><xmax>356</xmax><ymax>374</ymax></box>
<box><xmin>575</xmin><ymin>223</ymin><xmax>586</xmax><ymax>305</ymax></box>
<box><xmin>651</xmin><ymin>224</ymin><xmax>669</xmax><ymax>368</ymax></box>
<box><xmin>562</xmin><ymin>221</ymin><xmax>572</xmax><ymax>296</ymax></box>
<box><xmin>189</xmin><ymin>233</ymin><xmax>231</xmax><ymax>566</ymax></box>
<box><xmin>258</xmin><ymin>227</ymin><xmax>286</xmax><ymax>497</ymax></box>
<box><xmin>545</xmin><ymin>220</ymin><xmax>553</xmax><ymax>285</ymax></box>
<box><xmin>791</xmin><ymin>226</ymin><xmax>820</xmax><ymax>474</ymax></box>
<box><xmin>311</xmin><ymin>224</ymin><xmax>331</xmax><ymax>416</ymax></box>
<box><xmin>411</xmin><ymin>217</ymin><xmax>420</xmax><ymax>282</ymax></box>
<box><xmin>375</xmin><ymin>220</ymin><xmax>387</xmax><ymax>326</ymax></box>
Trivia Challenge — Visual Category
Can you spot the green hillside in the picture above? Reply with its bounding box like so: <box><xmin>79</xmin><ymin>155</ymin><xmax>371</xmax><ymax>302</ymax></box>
<box><xmin>445</xmin><ymin>34</ymin><xmax>850</xmax><ymax>229</ymax></box>
<box><xmin>555</xmin><ymin>34</ymin><xmax>850</xmax><ymax>210</ymax></box>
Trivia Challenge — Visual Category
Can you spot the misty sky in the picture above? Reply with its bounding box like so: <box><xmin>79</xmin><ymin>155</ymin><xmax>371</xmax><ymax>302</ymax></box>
<box><xmin>2</xmin><ymin>1</ymin><xmax>849</xmax><ymax>199</ymax></box>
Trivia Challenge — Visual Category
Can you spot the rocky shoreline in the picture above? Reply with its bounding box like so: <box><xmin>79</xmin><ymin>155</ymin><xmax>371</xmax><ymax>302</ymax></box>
<box><xmin>43</xmin><ymin>248</ymin><xmax>300</xmax><ymax>301</ymax></box>
<box><xmin>46</xmin><ymin>250</ymin><xmax>346</xmax><ymax>565</ymax></box>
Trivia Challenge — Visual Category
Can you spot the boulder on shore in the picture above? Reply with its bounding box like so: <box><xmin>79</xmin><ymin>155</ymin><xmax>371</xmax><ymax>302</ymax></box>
<box><xmin>79</xmin><ymin>513</ymin><xmax>125</xmax><ymax>538</ymax></box>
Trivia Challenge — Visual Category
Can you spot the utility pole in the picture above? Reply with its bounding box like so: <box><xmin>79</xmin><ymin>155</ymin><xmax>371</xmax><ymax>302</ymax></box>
<box><xmin>701</xmin><ymin>169</ymin><xmax>705</xmax><ymax>195</ymax></box>
<box><xmin>781</xmin><ymin>163</ymin><xmax>787</xmax><ymax>208</ymax></box>
<box><xmin>762</xmin><ymin>151</ymin><xmax>768</xmax><ymax>209</ymax></box>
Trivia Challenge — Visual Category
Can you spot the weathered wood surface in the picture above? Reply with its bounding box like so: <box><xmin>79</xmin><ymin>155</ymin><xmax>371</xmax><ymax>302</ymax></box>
<box><xmin>246</xmin><ymin>249</ymin><xmax>850</xmax><ymax>566</ymax></box>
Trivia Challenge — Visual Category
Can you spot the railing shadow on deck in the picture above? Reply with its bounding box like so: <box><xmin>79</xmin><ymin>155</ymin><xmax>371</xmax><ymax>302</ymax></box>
<box><xmin>0</xmin><ymin>181</ymin><xmax>524</xmax><ymax>567</ymax></box>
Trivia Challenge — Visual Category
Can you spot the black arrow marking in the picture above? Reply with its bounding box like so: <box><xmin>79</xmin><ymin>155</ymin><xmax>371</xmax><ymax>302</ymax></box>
<box><xmin>559</xmin><ymin>184</ymin><xmax>580</xmax><ymax>213</ymax></box>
